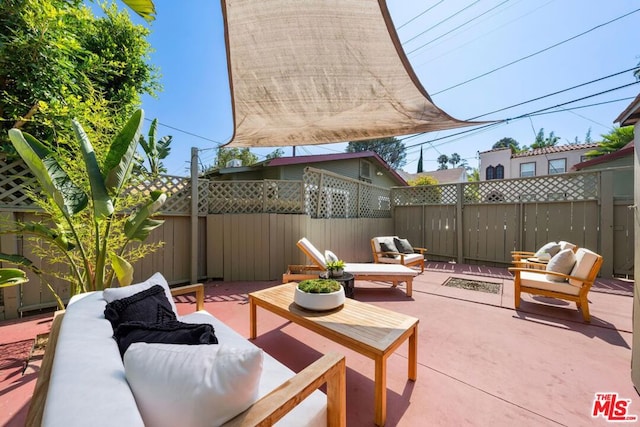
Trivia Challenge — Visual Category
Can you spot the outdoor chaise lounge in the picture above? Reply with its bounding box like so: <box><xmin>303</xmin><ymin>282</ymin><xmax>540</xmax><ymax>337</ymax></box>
<box><xmin>509</xmin><ymin>247</ymin><xmax>603</xmax><ymax>322</ymax></box>
<box><xmin>370</xmin><ymin>236</ymin><xmax>427</xmax><ymax>272</ymax></box>
<box><xmin>283</xmin><ymin>237</ymin><xmax>418</xmax><ymax>297</ymax></box>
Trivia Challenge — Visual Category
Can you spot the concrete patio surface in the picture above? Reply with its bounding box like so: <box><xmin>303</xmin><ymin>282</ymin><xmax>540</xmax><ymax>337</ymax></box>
<box><xmin>0</xmin><ymin>262</ymin><xmax>636</xmax><ymax>426</ymax></box>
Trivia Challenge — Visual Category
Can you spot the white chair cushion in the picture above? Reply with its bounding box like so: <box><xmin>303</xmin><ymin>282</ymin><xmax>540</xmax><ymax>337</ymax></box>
<box><xmin>344</xmin><ymin>263</ymin><xmax>417</xmax><ymax>276</ymax></box>
<box><xmin>375</xmin><ymin>253</ymin><xmax>423</xmax><ymax>265</ymax></box>
<box><xmin>521</xmin><ymin>272</ymin><xmax>581</xmax><ymax>296</ymax></box>
<box><xmin>324</xmin><ymin>250</ymin><xmax>339</xmax><ymax>263</ymax></box>
<box><xmin>103</xmin><ymin>272</ymin><xmax>178</xmax><ymax>316</ymax></box>
<box><xmin>569</xmin><ymin>248</ymin><xmax>599</xmax><ymax>287</ymax></box>
<box><xmin>559</xmin><ymin>240</ymin><xmax>577</xmax><ymax>251</ymax></box>
<box><xmin>298</xmin><ymin>237</ymin><xmax>326</xmax><ymax>267</ymax></box>
<box><xmin>545</xmin><ymin>249</ymin><xmax>576</xmax><ymax>282</ymax></box>
<box><xmin>124</xmin><ymin>343</ymin><xmax>263</xmax><ymax>427</ymax></box>
<box><xmin>534</xmin><ymin>242</ymin><xmax>560</xmax><ymax>258</ymax></box>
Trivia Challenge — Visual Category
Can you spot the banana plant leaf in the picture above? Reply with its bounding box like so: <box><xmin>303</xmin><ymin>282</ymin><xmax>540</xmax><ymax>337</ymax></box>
<box><xmin>104</xmin><ymin>109</ymin><xmax>144</xmax><ymax>195</ymax></box>
<box><xmin>121</xmin><ymin>0</ymin><xmax>156</xmax><ymax>22</ymax></box>
<box><xmin>124</xmin><ymin>191</ymin><xmax>166</xmax><ymax>241</ymax></box>
<box><xmin>110</xmin><ymin>253</ymin><xmax>134</xmax><ymax>287</ymax></box>
<box><xmin>8</xmin><ymin>129</ymin><xmax>88</xmax><ymax>216</ymax></box>
<box><xmin>73</xmin><ymin>119</ymin><xmax>114</xmax><ymax>220</ymax></box>
<box><xmin>0</xmin><ymin>268</ymin><xmax>28</xmax><ymax>288</ymax></box>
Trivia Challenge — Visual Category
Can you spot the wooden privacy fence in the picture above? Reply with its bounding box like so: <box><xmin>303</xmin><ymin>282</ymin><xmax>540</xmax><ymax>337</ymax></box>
<box><xmin>0</xmin><ymin>154</ymin><xmax>633</xmax><ymax>319</ymax></box>
<box><xmin>392</xmin><ymin>168</ymin><xmax>634</xmax><ymax>278</ymax></box>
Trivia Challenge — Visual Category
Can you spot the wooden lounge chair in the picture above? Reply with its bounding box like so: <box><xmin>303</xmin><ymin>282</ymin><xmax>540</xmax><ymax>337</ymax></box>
<box><xmin>370</xmin><ymin>236</ymin><xmax>427</xmax><ymax>272</ymax></box>
<box><xmin>509</xmin><ymin>247</ymin><xmax>603</xmax><ymax>322</ymax></box>
<box><xmin>284</xmin><ymin>237</ymin><xmax>418</xmax><ymax>297</ymax></box>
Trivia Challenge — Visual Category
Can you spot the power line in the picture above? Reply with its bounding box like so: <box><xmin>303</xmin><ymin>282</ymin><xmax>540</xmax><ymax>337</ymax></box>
<box><xmin>431</xmin><ymin>7</ymin><xmax>640</xmax><ymax>96</ymax></box>
<box><xmin>396</xmin><ymin>0</ymin><xmax>444</xmax><ymax>30</ymax></box>
<box><xmin>467</xmin><ymin>66</ymin><xmax>640</xmax><ymax>120</ymax></box>
<box><xmin>144</xmin><ymin>117</ymin><xmax>228</xmax><ymax>145</ymax></box>
<box><xmin>406</xmin><ymin>0</ymin><xmax>511</xmax><ymax>56</ymax></box>
<box><xmin>403</xmin><ymin>1</ymin><xmax>481</xmax><ymax>45</ymax></box>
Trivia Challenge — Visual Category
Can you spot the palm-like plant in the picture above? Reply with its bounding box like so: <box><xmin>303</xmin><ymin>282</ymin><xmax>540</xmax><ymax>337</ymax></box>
<box><xmin>138</xmin><ymin>118</ymin><xmax>171</xmax><ymax>177</ymax></box>
<box><xmin>5</xmin><ymin>109</ymin><xmax>166</xmax><ymax>295</ymax></box>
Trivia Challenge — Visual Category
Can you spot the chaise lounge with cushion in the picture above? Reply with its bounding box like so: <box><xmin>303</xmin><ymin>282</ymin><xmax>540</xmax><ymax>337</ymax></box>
<box><xmin>283</xmin><ymin>238</ymin><xmax>418</xmax><ymax>297</ymax></box>
<box><xmin>28</xmin><ymin>273</ymin><xmax>346</xmax><ymax>426</ymax></box>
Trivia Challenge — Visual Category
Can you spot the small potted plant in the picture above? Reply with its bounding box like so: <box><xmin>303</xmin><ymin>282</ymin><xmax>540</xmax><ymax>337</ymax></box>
<box><xmin>326</xmin><ymin>259</ymin><xmax>346</xmax><ymax>278</ymax></box>
<box><xmin>294</xmin><ymin>279</ymin><xmax>345</xmax><ymax>311</ymax></box>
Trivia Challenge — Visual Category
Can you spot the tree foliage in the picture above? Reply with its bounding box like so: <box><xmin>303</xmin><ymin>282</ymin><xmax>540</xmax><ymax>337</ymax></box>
<box><xmin>136</xmin><ymin>118</ymin><xmax>171</xmax><ymax>177</ymax></box>
<box><xmin>408</xmin><ymin>175</ymin><xmax>438</xmax><ymax>186</ymax></box>
<box><xmin>529</xmin><ymin>128</ymin><xmax>560</xmax><ymax>150</ymax></box>
<box><xmin>492</xmin><ymin>137</ymin><xmax>520</xmax><ymax>152</ymax></box>
<box><xmin>213</xmin><ymin>147</ymin><xmax>258</xmax><ymax>169</ymax></box>
<box><xmin>0</xmin><ymin>0</ymin><xmax>159</xmax><ymax>154</ymax></box>
<box><xmin>436</xmin><ymin>154</ymin><xmax>449</xmax><ymax>170</ymax></box>
<box><xmin>346</xmin><ymin>137</ymin><xmax>407</xmax><ymax>169</ymax></box>
<box><xmin>584</xmin><ymin>126</ymin><xmax>634</xmax><ymax>159</ymax></box>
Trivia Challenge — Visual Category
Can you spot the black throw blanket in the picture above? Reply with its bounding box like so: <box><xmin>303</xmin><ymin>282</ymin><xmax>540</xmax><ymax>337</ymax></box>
<box><xmin>104</xmin><ymin>284</ymin><xmax>218</xmax><ymax>356</ymax></box>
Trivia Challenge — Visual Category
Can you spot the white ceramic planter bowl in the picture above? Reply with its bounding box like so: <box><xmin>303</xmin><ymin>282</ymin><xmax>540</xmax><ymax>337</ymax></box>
<box><xmin>294</xmin><ymin>286</ymin><xmax>345</xmax><ymax>311</ymax></box>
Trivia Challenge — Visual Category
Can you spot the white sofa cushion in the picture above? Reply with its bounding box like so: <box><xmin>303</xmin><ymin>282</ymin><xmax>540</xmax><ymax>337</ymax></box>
<box><xmin>569</xmin><ymin>248</ymin><xmax>600</xmax><ymax>287</ymax></box>
<box><xmin>521</xmin><ymin>271</ymin><xmax>581</xmax><ymax>296</ymax></box>
<box><xmin>324</xmin><ymin>249</ymin><xmax>339</xmax><ymax>263</ymax></box>
<box><xmin>545</xmin><ymin>249</ymin><xmax>576</xmax><ymax>282</ymax></box>
<box><xmin>124</xmin><ymin>343</ymin><xmax>263</xmax><ymax>427</ymax></box>
<box><xmin>103</xmin><ymin>272</ymin><xmax>178</xmax><ymax>316</ymax></box>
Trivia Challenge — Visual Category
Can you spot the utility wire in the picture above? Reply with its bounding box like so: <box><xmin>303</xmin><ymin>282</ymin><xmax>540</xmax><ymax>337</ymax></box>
<box><xmin>396</xmin><ymin>0</ymin><xmax>444</xmax><ymax>30</ymax></box>
<box><xmin>406</xmin><ymin>0</ymin><xmax>511</xmax><ymax>55</ymax></box>
<box><xmin>431</xmin><ymin>7</ymin><xmax>640</xmax><ymax>96</ymax></box>
<box><xmin>144</xmin><ymin>117</ymin><xmax>227</xmax><ymax>146</ymax></box>
<box><xmin>467</xmin><ymin>66</ymin><xmax>640</xmax><ymax>120</ymax></box>
<box><xmin>403</xmin><ymin>1</ymin><xmax>481</xmax><ymax>45</ymax></box>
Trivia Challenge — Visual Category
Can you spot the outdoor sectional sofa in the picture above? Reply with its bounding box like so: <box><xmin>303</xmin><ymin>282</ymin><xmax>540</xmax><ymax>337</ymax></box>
<box><xmin>27</xmin><ymin>273</ymin><xmax>346</xmax><ymax>426</ymax></box>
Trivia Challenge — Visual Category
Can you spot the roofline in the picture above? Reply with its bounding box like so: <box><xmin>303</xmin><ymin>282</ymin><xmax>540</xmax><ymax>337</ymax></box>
<box><xmin>572</xmin><ymin>142</ymin><xmax>634</xmax><ymax>170</ymax></box>
<box><xmin>614</xmin><ymin>93</ymin><xmax>640</xmax><ymax>126</ymax></box>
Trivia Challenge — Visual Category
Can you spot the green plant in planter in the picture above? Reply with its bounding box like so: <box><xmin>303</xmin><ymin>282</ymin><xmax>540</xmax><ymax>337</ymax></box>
<box><xmin>3</xmin><ymin>109</ymin><xmax>166</xmax><ymax>295</ymax></box>
<box><xmin>298</xmin><ymin>279</ymin><xmax>341</xmax><ymax>294</ymax></box>
<box><xmin>326</xmin><ymin>260</ymin><xmax>345</xmax><ymax>272</ymax></box>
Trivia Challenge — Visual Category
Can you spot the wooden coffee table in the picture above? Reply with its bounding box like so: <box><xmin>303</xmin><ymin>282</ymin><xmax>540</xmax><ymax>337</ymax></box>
<box><xmin>249</xmin><ymin>283</ymin><xmax>419</xmax><ymax>426</ymax></box>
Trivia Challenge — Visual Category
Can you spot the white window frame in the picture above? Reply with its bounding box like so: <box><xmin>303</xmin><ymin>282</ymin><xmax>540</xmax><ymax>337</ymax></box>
<box><xmin>548</xmin><ymin>158</ymin><xmax>566</xmax><ymax>175</ymax></box>
<box><xmin>520</xmin><ymin>162</ymin><xmax>535</xmax><ymax>178</ymax></box>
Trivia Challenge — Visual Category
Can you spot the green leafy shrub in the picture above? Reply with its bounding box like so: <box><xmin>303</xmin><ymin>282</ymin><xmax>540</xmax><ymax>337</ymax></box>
<box><xmin>298</xmin><ymin>279</ymin><xmax>341</xmax><ymax>293</ymax></box>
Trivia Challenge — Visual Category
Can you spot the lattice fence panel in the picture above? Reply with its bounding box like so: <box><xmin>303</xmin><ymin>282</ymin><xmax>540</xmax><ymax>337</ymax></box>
<box><xmin>465</xmin><ymin>172</ymin><xmax>599</xmax><ymax>204</ymax></box>
<box><xmin>0</xmin><ymin>157</ymin><xmax>38</xmax><ymax>208</ymax></box>
<box><xmin>393</xmin><ymin>171</ymin><xmax>600</xmax><ymax>206</ymax></box>
<box><xmin>263</xmin><ymin>181</ymin><xmax>304</xmax><ymax>213</ymax></box>
<box><xmin>303</xmin><ymin>168</ymin><xmax>390</xmax><ymax>218</ymax></box>
<box><xmin>136</xmin><ymin>175</ymin><xmax>193</xmax><ymax>214</ymax></box>
<box><xmin>392</xmin><ymin>184</ymin><xmax>457</xmax><ymax>206</ymax></box>
<box><xmin>208</xmin><ymin>180</ymin><xmax>304</xmax><ymax>214</ymax></box>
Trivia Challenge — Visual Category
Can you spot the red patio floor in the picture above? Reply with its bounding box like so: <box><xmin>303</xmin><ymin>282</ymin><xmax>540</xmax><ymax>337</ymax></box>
<box><xmin>1</xmin><ymin>263</ymin><xmax>636</xmax><ymax>426</ymax></box>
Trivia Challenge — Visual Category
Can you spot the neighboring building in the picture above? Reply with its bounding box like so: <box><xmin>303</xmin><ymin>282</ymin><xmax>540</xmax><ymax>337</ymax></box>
<box><xmin>572</xmin><ymin>141</ymin><xmax>634</xmax><ymax>198</ymax></box>
<box><xmin>204</xmin><ymin>151</ymin><xmax>408</xmax><ymax>187</ymax></box>
<box><xmin>479</xmin><ymin>143</ymin><xmax>599</xmax><ymax>181</ymax></box>
<box><xmin>400</xmin><ymin>167</ymin><xmax>467</xmax><ymax>184</ymax></box>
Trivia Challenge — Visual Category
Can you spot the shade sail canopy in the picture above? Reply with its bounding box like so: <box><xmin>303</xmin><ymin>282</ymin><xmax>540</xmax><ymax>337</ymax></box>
<box><xmin>222</xmin><ymin>0</ymin><xmax>478</xmax><ymax>147</ymax></box>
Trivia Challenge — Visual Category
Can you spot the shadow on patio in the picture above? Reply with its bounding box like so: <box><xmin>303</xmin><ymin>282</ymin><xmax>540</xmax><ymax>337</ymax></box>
<box><xmin>0</xmin><ymin>263</ymin><xmax>635</xmax><ymax>426</ymax></box>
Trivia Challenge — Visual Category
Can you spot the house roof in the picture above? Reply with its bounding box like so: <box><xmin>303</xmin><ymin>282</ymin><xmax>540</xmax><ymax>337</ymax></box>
<box><xmin>402</xmin><ymin>167</ymin><xmax>467</xmax><ymax>184</ymax></box>
<box><xmin>209</xmin><ymin>151</ymin><xmax>408</xmax><ymax>185</ymax></box>
<box><xmin>511</xmin><ymin>143</ymin><xmax>599</xmax><ymax>158</ymax></box>
<box><xmin>614</xmin><ymin>93</ymin><xmax>640</xmax><ymax>126</ymax></box>
<box><xmin>572</xmin><ymin>141</ymin><xmax>634</xmax><ymax>170</ymax></box>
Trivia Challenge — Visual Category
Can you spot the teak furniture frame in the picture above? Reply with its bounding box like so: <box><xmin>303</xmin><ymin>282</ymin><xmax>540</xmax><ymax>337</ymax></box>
<box><xmin>27</xmin><ymin>284</ymin><xmax>347</xmax><ymax>427</ymax></box>
<box><xmin>370</xmin><ymin>237</ymin><xmax>427</xmax><ymax>272</ymax></box>
<box><xmin>250</xmin><ymin>283</ymin><xmax>419</xmax><ymax>426</ymax></box>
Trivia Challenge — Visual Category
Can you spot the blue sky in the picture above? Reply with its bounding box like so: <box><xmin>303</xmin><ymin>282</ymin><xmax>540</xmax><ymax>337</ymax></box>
<box><xmin>123</xmin><ymin>1</ymin><xmax>640</xmax><ymax>176</ymax></box>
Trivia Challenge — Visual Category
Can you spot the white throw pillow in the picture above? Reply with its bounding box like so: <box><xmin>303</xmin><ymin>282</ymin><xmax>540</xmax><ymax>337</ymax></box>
<box><xmin>545</xmin><ymin>249</ymin><xmax>577</xmax><ymax>282</ymax></box>
<box><xmin>534</xmin><ymin>242</ymin><xmax>560</xmax><ymax>258</ymax></box>
<box><xmin>124</xmin><ymin>343</ymin><xmax>263</xmax><ymax>427</ymax></box>
<box><xmin>103</xmin><ymin>272</ymin><xmax>178</xmax><ymax>316</ymax></box>
<box><xmin>324</xmin><ymin>250</ymin><xmax>339</xmax><ymax>264</ymax></box>
<box><xmin>558</xmin><ymin>241</ymin><xmax>577</xmax><ymax>251</ymax></box>
<box><xmin>569</xmin><ymin>248</ymin><xmax>600</xmax><ymax>286</ymax></box>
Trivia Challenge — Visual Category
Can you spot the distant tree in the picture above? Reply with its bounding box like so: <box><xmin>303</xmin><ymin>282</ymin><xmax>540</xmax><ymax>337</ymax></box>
<box><xmin>448</xmin><ymin>153</ymin><xmax>461</xmax><ymax>168</ymax></box>
<box><xmin>635</xmin><ymin>59</ymin><xmax>640</xmax><ymax>81</ymax></box>
<box><xmin>530</xmin><ymin>128</ymin><xmax>559</xmax><ymax>149</ymax></box>
<box><xmin>569</xmin><ymin>128</ymin><xmax>592</xmax><ymax>145</ymax></box>
<box><xmin>492</xmin><ymin>137</ymin><xmax>520</xmax><ymax>152</ymax></box>
<box><xmin>136</xmin><ymin>118</ymin><xmax>171</xmax><ymax>177</ymax></box>
<box><xmin>585</xmin><ymin>126</ymin><xmax>634</xmax><ymax>159</ymax></box>
<box><xmin>213</xmin><ymin>147</ymin><xmax>258</xmax><ymax>168</ymax></box>
<box><xmin>436</xmin><ymin>154</ymin><xmax>449</xmax><ymax>170</ymax></box>
<box><xmin>265</xmin><ymin>148</ymin><xmax>285</xmax><ymax>160</ymax></box>
<box><xmin>346</xmin><ymin>137</ymin><xmax>407</xmax><ymax>169</ymax></box>
<box><xmin>408</xmin><ymin>175</ymin><xmax>438</xmax><ymax>186</ymax></box>
<box><xmin>467</xmin><ymin>168</ymin><xmax>480</xmax><ymax>182</ymax></box>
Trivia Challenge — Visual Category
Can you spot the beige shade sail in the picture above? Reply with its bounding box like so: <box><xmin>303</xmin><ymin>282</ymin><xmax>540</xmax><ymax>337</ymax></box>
<box><xmin>222</xmin><ymin>0</ymin><xmax>479</xmax><ymax>147</ymax></box>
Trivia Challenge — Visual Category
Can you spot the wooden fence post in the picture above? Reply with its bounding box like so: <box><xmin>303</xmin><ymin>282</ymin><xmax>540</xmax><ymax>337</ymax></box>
<box><xmin>190</xmin><ymin>147</ymin><xmax>199</xmax><ymax>284</ymax></box>
<box><xmin>456</xmin><ymin>183</ymin><xmax>464</xmax><ymax>264</ymax></box>
<box><xmin>599</xmin><ymin>170</ymin><xmax>614</xmax><ymax>278</ymax></box>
